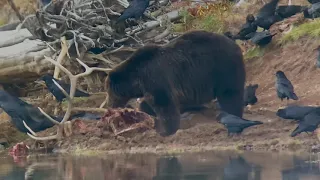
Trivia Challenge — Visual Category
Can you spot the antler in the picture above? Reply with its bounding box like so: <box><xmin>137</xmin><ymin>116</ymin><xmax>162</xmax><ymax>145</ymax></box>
<box><xmin>23</xmin><ymin>47</ymin><xmax>111</xmax><ymax>141</ymax></box>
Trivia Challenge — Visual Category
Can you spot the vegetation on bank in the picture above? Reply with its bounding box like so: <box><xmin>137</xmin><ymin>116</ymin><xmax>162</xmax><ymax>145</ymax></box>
<box><xmin>280</xmin><ymin>19</ymin><xmax>320</xmax><ymax>44</ymax></box>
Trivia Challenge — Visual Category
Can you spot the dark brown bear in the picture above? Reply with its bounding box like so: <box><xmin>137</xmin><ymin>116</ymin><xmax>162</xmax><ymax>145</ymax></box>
<box><xmin>105</xmin><ymin>30</ymin><xmax>246</xmax><ymax>136</ymax></box>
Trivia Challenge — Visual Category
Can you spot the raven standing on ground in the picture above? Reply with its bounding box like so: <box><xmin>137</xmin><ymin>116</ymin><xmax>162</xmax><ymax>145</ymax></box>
<box><xmin>290</xmin><ymin>107</ymin><xmax>320</xmax><ymax>137</ymax></box>
<box><xmin>217</xmin><ymin>112</ymin><xmax>263</xmax><ymax>136</ymax></box>
<box><xmin>303</xmin><ymin>2</ymin><xmax>320</xmax><ymax>19</ymax></box>
<box><xmin>244</xmin><ymin>84</ymin><xmax>259</xmax><ymax>106</ymax></box>
<box><xmin>0</xmin><ymin>90</ymin><xmax>63</xmax><ymax>133</ymax></box>
<box><xmin>247</xmin><ymin>31</ymin><xmax>276</xmax><ymax>46</ymax></box>
<box><xmin>234</xmin><ymin>14</ymin><xmax>258</xmax><ymax>40</ymax></box>
<box><xmin>275</xmin><ymin>5</ymin><xmax>307</xmax><ymax>19</ymax></box>
<box><xmin>254</xmin><ymin>0</ymin><xmax>282</xmax><ymax>30</ymax></box>
<box><xmin>276</xmin><ymin>105</ymin><xmax>317</xmax><ymax>121</ymax></box>
<box><xmin>308</xmin><ymin>0</ymin><xmax>320</xmax><ymax>4</ymax></box>
<box><xmin>0</xmin><ymin>90</ymin><xmax>100</xmax><ymax>134</ymax></box>
<box><xmin>38</xmin><ymin>74</ymin><xmax>90</xmax><ymax>102</ymax></box>
<box><xmin>316</xmin><ymin>46</ymin><xmax>320</xmax><ymax>68</ymax></box>
<box><xmin>275</xmin><ymin>70</ymin><xmax>298</xmax><ymax>102</ymax></box>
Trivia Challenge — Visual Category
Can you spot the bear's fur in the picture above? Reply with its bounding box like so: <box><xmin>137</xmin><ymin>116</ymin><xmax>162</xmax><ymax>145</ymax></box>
<box><xmin>105</xmin><ymin>30</ymin><xmax>246</xmax><ymax>136</ymax></box>
<box><xmin>138</xmin><ymin>98</ymin><xmax>208</xmax><ymax>117</ymax></box>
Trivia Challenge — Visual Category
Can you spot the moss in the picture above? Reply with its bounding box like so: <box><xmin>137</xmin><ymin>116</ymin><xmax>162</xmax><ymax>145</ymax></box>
<box><xmin>0</xmin><ymin>18</ymin><xmax>6</xmax><ymax>26</ymax></box>
<box><xmin>61</xmin><ymin>96</ymin><xmax>89</xmax><ymax>106</ymax></box>
<box><xmin>280</xmin><ymin>20</ymin><xmax>320</xmax><ymax>44</ymax></box>
<box><xmin>194</xmin><ymin>13</ymin><xmax>225</xmax><ymax>33</ymax></box>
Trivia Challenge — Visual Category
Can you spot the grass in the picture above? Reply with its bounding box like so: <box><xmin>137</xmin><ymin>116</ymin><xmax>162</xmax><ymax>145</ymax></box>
<box><xmin>243</xmin><ymin>46</ymin><xmax>265</xmax><ymax>60</ymax></box>
<box><xmin>174</xmin><ymin>2</ymin><xmax>233</xmax><ymax>34</ymax></box>
<box><xmin>280</xmin><ymin>19</ymin><xmax>320</xmax><ymax>44</ymax></box>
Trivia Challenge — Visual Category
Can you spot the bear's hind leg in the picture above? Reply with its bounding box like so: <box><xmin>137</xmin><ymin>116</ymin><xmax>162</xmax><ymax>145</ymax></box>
<box><xmin>217</xmin><ymin>90</ymin><xmax>244</xmax><ymax>118</ymax></box>
<box><xmin>144</xmin><ymin>90</ymin><xmax>181</xmax><ymax>136</ymax></box>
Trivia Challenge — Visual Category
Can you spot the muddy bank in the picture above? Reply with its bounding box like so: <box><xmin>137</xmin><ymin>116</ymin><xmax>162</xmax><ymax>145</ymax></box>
<box><xmin>14</xmin><ymin>105</ymin><xmax>317</xmax><ymax>156</ymax></box>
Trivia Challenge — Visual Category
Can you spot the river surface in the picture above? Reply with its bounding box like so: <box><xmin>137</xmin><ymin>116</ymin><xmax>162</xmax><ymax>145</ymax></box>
<box><xmin>0</xmin><ymin>151</ymin><xmax>320</xmax><ymax>180</ymax></box>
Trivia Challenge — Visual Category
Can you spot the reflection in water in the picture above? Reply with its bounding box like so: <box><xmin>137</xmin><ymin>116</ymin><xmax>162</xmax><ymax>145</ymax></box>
<box><xmin>0</xmin><ymin>151</ymin><xmax>320</xmax><ymax>180</ymax></box>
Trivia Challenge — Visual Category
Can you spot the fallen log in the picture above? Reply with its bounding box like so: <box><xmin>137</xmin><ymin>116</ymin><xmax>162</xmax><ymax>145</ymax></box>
<box><xmin>0</xmin><ymin>39</ymin><xmax>53</xmax><ymax>83</ymax></box>
<box><xmin>0</xmin><ymin>29</ymin><xmax>33</xmax><ymax>48</ymax></box>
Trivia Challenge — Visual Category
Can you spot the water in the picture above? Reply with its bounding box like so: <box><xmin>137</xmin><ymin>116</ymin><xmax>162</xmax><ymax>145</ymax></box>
<box><xmin>0</xmin><ymin>151</ymin><xmax>320</xmax><ymax>180</ymax></box>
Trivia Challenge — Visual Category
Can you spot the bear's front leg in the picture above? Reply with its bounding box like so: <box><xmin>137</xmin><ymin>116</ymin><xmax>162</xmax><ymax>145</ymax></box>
<box><xmin>217</xmin><ymin>89</ymin><xmax>244</xmax><ymax>118</ymax></box>
<box><xmin>144</xmin><ymin>90</ymin><xmax>180</xmax><ymax>136</ymax></box>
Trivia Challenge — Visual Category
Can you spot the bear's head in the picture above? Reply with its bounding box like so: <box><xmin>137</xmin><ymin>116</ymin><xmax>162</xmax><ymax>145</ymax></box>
<box><xmin>105</xmin><ymin>45</ymin><xmax>160</xmax><ymax>108</ymax></box>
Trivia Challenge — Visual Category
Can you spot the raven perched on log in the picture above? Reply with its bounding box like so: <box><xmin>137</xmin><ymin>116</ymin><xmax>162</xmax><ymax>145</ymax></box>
<box><xmin>116</xmin><ymin>0</ymin><xmax>151</xmax><ymax>24</ymax></box>
<box><xmin>38</xmin><ymin>74</ymin><xmax>90</xmax><ymax>102</ymax></box>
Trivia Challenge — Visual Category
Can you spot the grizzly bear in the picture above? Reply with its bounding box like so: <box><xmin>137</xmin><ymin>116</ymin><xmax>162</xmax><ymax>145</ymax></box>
<box><xmin>105</xmin><ymin>30</ymin><xmax>246</xmax><ymax>136</ymax></box>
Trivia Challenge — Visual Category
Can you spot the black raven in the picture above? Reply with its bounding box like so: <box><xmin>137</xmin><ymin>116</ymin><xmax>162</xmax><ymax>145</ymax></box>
<box><xmin>0</xmin><ymin>90</ymin><xmax>62</xmax><ymax>133</ymax></box>
<box><xmin>276</xmin><ymin>5</ymin><xmax>307</xmax><ymax>19</ymax></box>
<box><xmin>244</xmin><ymin>84</ymin><xmax>259</xmax><ymax>106</ymax></box>
<box><xmin>276</xmin><ymin>105</ymin><xmax>317</xmax><ymax>120</ymax></box>
<box><xmin>0</xmin><ymin>90</ymin><xmax>100</xmax><ymax>134</ymax></box>
<box><xmin>38</xmin><ymin>74</ymin><xmax>90</xmax><ymax>102</ymax></box>
<box><xmin>308</xmin><ymin>0</ymin><xmax>320</xmax><ymax>4</ymax></box>
<box><xmin>316</xmin><ymin>46</ymin><xmax>320</xmax><ymax>68</ymax></box>
<box><xmin>116</xmin><ymin>0</ymin><xmax>150</xmax><ymax>24</ymax></box>
<box><xmin>217</xmin><ymin>112</ymin><xmax>263</xmax><ymax>136</ymax></box>
<box><xmin>254</xmin><ymin>0</ymin><xmax>282</xmax><ymax>30</ymax></box>
<box><xmin>275</xmin><ymin>70</ymin><xmax>298</xmax><ymax>102</ymax></box>
<box><xmin>234</xmin><ymin>14</ymin><xmax>258</xmax><ymax>40</ymax></box>
<box><xmin>291</xmin><ymin>107</ymin><xmax>320</xmax><ymax>137</ymax></box>
<box><xmin>303</xmin><ymin>2</ymin><xmax>320</xmax><ymax>19</ymax></box>
<box><xmin>256</xmin><ymin>0</ymin><xmax>280</xmax><ymax>19</ymax></box>
<box><xmin>247</xmin><ymin>31</ymin><xmax>276</xmax><ymax>46</ymax></box>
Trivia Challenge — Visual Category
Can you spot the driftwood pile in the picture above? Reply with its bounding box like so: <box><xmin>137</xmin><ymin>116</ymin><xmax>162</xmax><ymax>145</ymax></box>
<box><xmin>0</xmin><ymin>0</ymin><xmax>183</xmax><ymax>84</ymax></box>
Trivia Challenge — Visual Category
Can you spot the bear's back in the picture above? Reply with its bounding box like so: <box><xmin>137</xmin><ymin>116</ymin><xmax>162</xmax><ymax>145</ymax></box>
<box><xmin>151</xmin><ymin>30</ymin><xmax>245</xmax><ymax>104</ymax></box>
